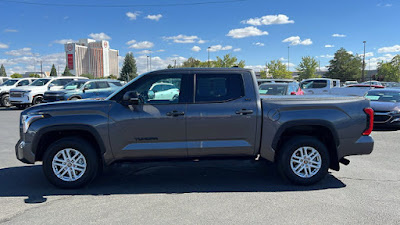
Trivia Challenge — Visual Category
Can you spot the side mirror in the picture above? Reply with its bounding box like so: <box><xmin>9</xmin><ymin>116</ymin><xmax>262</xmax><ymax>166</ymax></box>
<box><xmin>83</xmin><ymin>87</ymin><xmax>89</xmax><ymax>92</ymax></box>
<box><xmin>123</xmin><ymin>91</ymin><xmax>140</xmax><ymax>105</ymax></box>
<box><xmin>48</xmin><ymin>83</ymin><xmax>54</xmax><ymax>90</ymax></box>
<box><xmin>290</xmin><ymin>92</ymin><xmax>296</xmax><ymax>95</ymax></box>
<box><xmin>148</xmin><ymin>90</ymin><xmax>155</xmax><ymax>99</ymax></box>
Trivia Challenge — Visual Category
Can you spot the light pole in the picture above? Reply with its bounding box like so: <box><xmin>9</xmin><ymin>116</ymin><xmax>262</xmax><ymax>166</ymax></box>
<box><xmin>37</xmin><ymin>60</ymin><xmax>43</xmax><ymax>77</ymax></box>
<box><xmin>146</xmin><ymin>56</ymin><xmax>149</xmax><ymax>72</ymax></box>
<box><xmin>362</xmin><ymin>41</ymin><xmax>366</xmax><ymax>82</ymax></box>
<box><xmin>207</xmin><ymin>47</ymin><xmax>211</xmax><ymax>67</ymax></box>
<box><xmin>287</xmin><ymin>46</ymin><xmax>290</xmax><ymax>71</ymax></box>
<box><xmin>149</xmin><ymin>52</ymin><xmax>152</xmax><ymax>71</ymax></box>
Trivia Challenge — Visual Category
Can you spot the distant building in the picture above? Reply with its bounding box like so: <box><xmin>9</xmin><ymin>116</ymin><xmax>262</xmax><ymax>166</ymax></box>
<box><xmin>64</xmin><ymin>39</ymin><xmax>119</xmax><ymax>78</ymax></box>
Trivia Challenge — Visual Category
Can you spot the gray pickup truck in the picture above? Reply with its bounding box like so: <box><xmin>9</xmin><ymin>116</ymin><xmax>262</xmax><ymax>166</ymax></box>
<box><xmin>16</xmin><ymin>68</ymin><xmax>374</xmax><ymax>188</ymax></box>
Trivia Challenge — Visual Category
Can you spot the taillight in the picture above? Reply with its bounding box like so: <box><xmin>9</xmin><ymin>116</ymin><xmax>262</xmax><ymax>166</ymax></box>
<box><xmin>363</xmin><ymin>107</ymin><xmax>374</xmax><ymax>135</ymax></box>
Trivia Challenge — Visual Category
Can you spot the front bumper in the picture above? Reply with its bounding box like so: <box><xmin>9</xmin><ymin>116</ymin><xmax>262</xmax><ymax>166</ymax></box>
<box><xmin>373</xmin><ymin>112</ymin><xmax>400</xmax><ymax>127</ymax></box>
<box><xmin>337</xmin><ymin>135</ymin><xmax>374</xmax><ymax>159</ymax></box>
<box><xmin>15</xmin><ymin>139</ymin><xmax>35</xmax><ymax>164</ymax></box>
<box><xmin>10</xmin><ymin>95</ymin><xmax>31</xmax><ymax>105</ymax></box>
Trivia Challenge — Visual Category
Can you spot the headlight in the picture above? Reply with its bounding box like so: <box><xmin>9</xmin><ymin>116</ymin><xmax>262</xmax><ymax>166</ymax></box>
<box><xmin>21</xmin><ymin>114</ymin><xmax>46</xmax><ymax>133</ymax></box>
<box><xmin>391</xmin><ymin>110</ymin><xmax>400</xmax><ymax>114</ymax></box>
<box><xmin>23</xmin><ymin>91</ymin><xmax>31</xmax><ymax>97</ymax></box>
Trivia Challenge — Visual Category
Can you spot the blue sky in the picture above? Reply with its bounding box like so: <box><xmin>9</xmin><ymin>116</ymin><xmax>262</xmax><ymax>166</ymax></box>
<box><xmin>0</xmin><ymin>0</ymin><xmax>399</xmax><ymax>75</ymax></box>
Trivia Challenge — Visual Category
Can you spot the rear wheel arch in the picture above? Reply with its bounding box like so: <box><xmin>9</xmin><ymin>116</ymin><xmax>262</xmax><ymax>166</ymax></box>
<box><xmin>272</xmin><ymin>121</ymin><xmax>340</xmax><ymax>171</ymax></box>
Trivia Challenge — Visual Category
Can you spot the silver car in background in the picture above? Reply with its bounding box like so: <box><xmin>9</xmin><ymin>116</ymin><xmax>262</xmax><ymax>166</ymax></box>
<box><xmin>365</xmin><ymin>89</ymin><xmax>400</xmax><ymax>128</ymax></box>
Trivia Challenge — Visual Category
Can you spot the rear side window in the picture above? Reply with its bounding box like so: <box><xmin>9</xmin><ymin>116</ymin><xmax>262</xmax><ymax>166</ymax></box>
<box><xmin>301</xmin><ymin>80</ymin><xmax>327</xmax><ymax>89</ymax></box>
<box><xmin>97</xmin><ymin>81</ymin><xmax>109</xmax><ymax>89</ymax></box>
<box><xmin>18</xmin><ymin>80</ymin><xmax>30</xmax><ymax>86</ymax></box>
<box><xmin>195</xmin><ymin>74</ymin><xmax>244</xmax><ymax>103</ymax></box>
<box><xmin>52</xmin><ymin>79</ymin><xmax>73</xmax><ymax>86</ymax></box>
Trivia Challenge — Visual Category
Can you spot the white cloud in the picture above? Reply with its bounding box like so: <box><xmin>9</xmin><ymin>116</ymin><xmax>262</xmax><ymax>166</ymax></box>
<box><xmin>5</xmin><ymin>48</ymin><xmax>33</xmax><ymax>56</ymax></box>
<box><xmin>253</xmin><ymin>42</ymin><xmax>265</xmax><ymax>47</ymax></box>
<box><xmin>163</xmin><ymin>34</ymin><xmax>203</xmax><ymax>44</ymax></box>
<box><xmin>245</xmin><ymin>65</ymin><xmax>265</xmax><ymax>72</ymax></box>
<box><xmin>233</xmin><ymin>48</ymin><xmax>241</xmax><ymax>52</ymax></box>
<box><xmin>367</xmin><ymin>54</ymin><xmax>394</xmax><ymax>70</ymax></box>
<box><xmin>4</xmin><ymin>29</ymin><xmax>18</xmax><ymax>33</ymax></box>
<box><xmin>319</xmin><ymin>54</ymin><xmax>334</xmax><ymax>58</ymax></box>
<box><xmin>53</xmin><ymin>39</ymin><xmax>76</xmax><ymax>44</ymax></box>
<box><xmin>359</xmin><ymin>52</ymin><xmax>374</xmax><ymax>58</ymax></box>
<box><xmin>332</xmin><ymin>33</ymin><xmax>346</xmax><ymax>38</ymax></box>
<box><xmin>135</xmin><ymin>55</ymin><xmax>188</xmax><ymax>74</ymax></box>
<box><xmin>191</xmin><ymin>46</ymin><xmax>201</xmax><ymax>52</ymax></box>
<box><xmin>226</xmin><ymin>26</ymin><xmax>268</xmax><ymax>39</ymax></box>
<box><xmin>378</xmin><ymin>45</ymin><xmax>400</xmax><ymax>53</ymax></box>
<box><xmin>126</xmin><ymin>11</ymin><xmax>140</xmax><ymax>20</ymax></box>
<box><xmin>0</xmin><ymin>42</ymin><xmax>9</xmax><ymax>49</ymax></box>
<box><xmin>377</xmin><ymin>3</ymin><xmax>392</xmax><ymax>7</ymax></box>
<box><xmin>156</xmin><ymin>49</ymin><xmax>165</xmax><ymax>52</ymax></box>
<box><xmin>145</xmin><ymin>14</ymin><xmax>162</xmax><ymax>21</ymax></box>
<box><xmin>242</xmin><ymin>14</ymin><xmax>294</xmax><ymax>26</ymax></box>
<box><xmin>63</xmin><ymin>16</ymin><xmax>69</xmax><ymax>20</ymax></box>
<box><xmin>208</xmin><ymin>45</ymin><xmax>233</xmax><ymax>52</ymax></box>
<box><xmin>347</xmin><ymin>51</ymin><xmax>353</xmax><ymax>55</ymax></box>
<box><xmin>136</xmin><ymin>50</ymin><xmax>152</xmax><ymax>55</ymax></box>
<box><xmin>325</xmin><ymin>44</ymin><xmax>334</xmax><ymax>48</ymax></box>
<box><xmin>128</xmin><ymin>41</ymin><xmax>154</xmax><ymax>49</ymax></box>
<box><xmin>88</xmin><ymin>32</ymin><xmax>111</xmax><ymax>40</ymax></box>
<box><xmin>282</xmin><ymin>36</ymin><xmax>312</xmax><ymax>46</ymax></box>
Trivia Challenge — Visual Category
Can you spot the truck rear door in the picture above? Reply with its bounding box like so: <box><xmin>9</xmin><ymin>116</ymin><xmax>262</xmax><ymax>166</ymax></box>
<box><xmin>186</xmin><ymin>71</ymin><xmax>259</xmax><ymax>157</ymax></box>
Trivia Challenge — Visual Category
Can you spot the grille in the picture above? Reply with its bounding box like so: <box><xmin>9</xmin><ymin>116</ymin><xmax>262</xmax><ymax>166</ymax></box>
<box><xmin>374</xmin><ymin>111</ymin><xmax>392</xmax><ymax>123</ymax></box>
<box><xmin>10</xmin><ymin>92</ymin><xmax>23</xmax><ymax>98</ymax></box>
<box><xmin>44</xmin><ymin>95</ymin><xmax>64</xmax><ymax>102</ymax></box>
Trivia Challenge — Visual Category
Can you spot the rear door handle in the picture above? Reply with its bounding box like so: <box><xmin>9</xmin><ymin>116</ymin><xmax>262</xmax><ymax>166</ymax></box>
<box><xmin>235</xmin><ymin>109</ymin><xmax>253</xmax><ymax>115</ymax></box>
<box><xmin>166</xmin><ymin>110</ymin><xmax>185</xmax><ymax>117</ymax></box>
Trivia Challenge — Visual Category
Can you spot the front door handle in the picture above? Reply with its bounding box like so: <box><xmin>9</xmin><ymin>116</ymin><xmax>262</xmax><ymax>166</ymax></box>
<box><xmin>166</xmin><ymin>110</ymin><xmax>185</xmax><ymax>117</ymax></box>
<box><xmin>235</xmin><ymin>109</ymin><xmax>253</xmax><ymax>115</ymax></box>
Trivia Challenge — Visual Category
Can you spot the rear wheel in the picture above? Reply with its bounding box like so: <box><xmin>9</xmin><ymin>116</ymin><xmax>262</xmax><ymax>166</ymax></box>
<box><xmin>277</xmin><ymin>136</ymin><xmax>330</xmax><ymax>185</ymax></box>
<box><xmin>32</xmin><ymin>95</ymin><xmax>43</xmax><ymax>105</ymax></box>
<box><xmin>70</xmin><ymin>97</ymin><xmax>80</xmax><ymax>101</ymax></box>
<box><xmin>42</xmin><ymin>137</ymin><xmax>99</xmax><ymax>189</ymax></box>
<box><xmin>1</xmin><ymin>94</ymin><xmax>11</xmax><ymax>107</ymax></box>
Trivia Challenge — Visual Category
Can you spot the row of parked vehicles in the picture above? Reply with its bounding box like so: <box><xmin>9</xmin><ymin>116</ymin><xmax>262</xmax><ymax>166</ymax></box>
<box><xmin>0</xmin><ymin>77</ymin><xmax>123</xmax><ymax>109</ymax></box>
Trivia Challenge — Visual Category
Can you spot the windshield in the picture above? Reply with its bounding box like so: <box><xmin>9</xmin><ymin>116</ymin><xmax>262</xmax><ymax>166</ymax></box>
<box><xmin>365</xmin><ymin>91</ymin><xmax>400</xmax><ymax>103</ymax></box>
<box><xmin>64</xmin><ymin>81</ymin><xmax>86</xmax><ymax>90</ymax></box>
<box><xmin>30</xmin><ymin>78</ymin><xmax>51</xmax><ymax>86</ymax></box>
<box><xmin>259</xmin><ymin>84</ymin><xmax>287</xmax><ymax>95</ymax></box>
<box><xmin>0</xmin><ymin>79</ymin><xmax>18</xmax><ymax>86</ymax></box>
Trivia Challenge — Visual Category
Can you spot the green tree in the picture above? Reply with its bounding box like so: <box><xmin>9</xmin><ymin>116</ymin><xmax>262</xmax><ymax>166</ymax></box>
<box><xmin>182</xmin><ymin>57</ymin><xmax>201</xmax><ymax>67</ymax></box>
<box><xmin>120</xmin><ymin>52</ymin><xmax>137</xmax><ymax>82</ymax></box>
<box><xmin>266</xmin><ymin>60</ymin><xmax>292</xmax><ymax>79</ymax></box>
<box><xmin>108</xmin><ymin>74</ymin><xmax>118</xmax><ymax>80</ymax></box>
<box><xmin>11</xmin><ymin>73</ymin><xmax>23</xmax><ymax>78</ymax></box>
<box><xmin>80</xmin><ymin>74</ymin><xmax>94</xmax><ymax>79</ymax></box>
<box><xmin>50</xmin><ymin>64</ymin><xmax>57</xmax><ymax>77</ymax></box>
<box><xmin>297</xmin><ymin>56</ymin><xmax>318</xmax><ymax>80</ymax></box>
<box><xmin>62</xmin><ymin>66</ymin><xmax>73</xmax><ymax>76</ymax></box>
<box><xmin>326</xmin><ymin>48</ymin><xmax>362</xmax><ymax>82</ymax></box>
<box><xmin>260</xmin><ymin>70</ymin><xmax>267</xmax><ymax>79</ymax></box>
<box><xmin>0</xmin><ymin>64</ymin><xmax>6</xmax><ymax>77</ymax></box>
<box><xmin>214</xmin><ymin>54</ymin><xmax>245</xmax><ymax>68</ymax></box>
<box><xmin>29</xmin><ymin>73</ymin><xmax>41</xmax><ymax>78</ymax></box>
<box><xmin>377</xmin><ymin>55</ymin><xmax>400</xmax><ymax>82</ymax></box>
<box><xmin>167</xmin><ymin>64</ymin><xmax>173</xmax><ymax>69</ymax></box>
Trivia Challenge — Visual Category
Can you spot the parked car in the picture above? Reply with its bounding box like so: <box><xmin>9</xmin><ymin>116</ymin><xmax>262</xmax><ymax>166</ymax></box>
<box><xmin>344</xmin><ymin>81</ymin><xmax>358</xmax><ymax>86</ymax></box>
<box><xmin>43</xmin><ymin>79</ymin><xmax>122</xmax><ymax>102</ymax></box>
<box><xmin>148</xmin><ymin>82</ymin><xmax>180</xmax><ymax>100</ymax></box>
<box><xmin>0</xmin><ymin>77</ymin><xmax>10</xmax><ymax>85</ymax></box>
<box><xmin>9</xmin><ymin>76</ymin><xmax>88</xmax><ymax>109</ymax></box>
<box><xmin>300</xmin><ymin>78</ymin><xmax>341</xmax><ymax>95</ymax></box>
<box><xmin>361</xmin><ymin>80</ymin><xmax>383</xmax><ymax>86</ymax></box>
<box><xmin>365</xmin><ymin>89</ymin><xmax>400</xmax><ymax>128</ymax></box>
<box><xmin>258</xmin><ymin>83</ymin><xmax>304</xmax><ymax>95</ymax></box>
<box><xmin>16</xmin><ymin>68</ymin><xmax>374</xmax><ymax>188</ymax></box>
<box><xmin>257</xmin><ymin>79</ymin><xmax>297</xmax><ymax>86</ymax></box>
<box><xmin>0</xmin><ymin>78</ymin><xmax>37</xmax><ymax>107</ymax></box>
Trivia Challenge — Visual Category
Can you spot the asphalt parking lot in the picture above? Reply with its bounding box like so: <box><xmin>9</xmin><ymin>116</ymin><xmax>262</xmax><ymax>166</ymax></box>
<box><xmin>0</xmin><ymin>107</ymin><xmax>399</xmax><ymax>224</ymax></box>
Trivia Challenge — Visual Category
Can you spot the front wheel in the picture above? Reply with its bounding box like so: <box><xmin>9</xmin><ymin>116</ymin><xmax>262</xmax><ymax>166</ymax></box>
<box><xmin>42</xmin><ymin>137</ymin><xmax>99</xmax><ymax>188</ymax></box>
<box><xmin>277</xmin><ymin>136</ymin><xmax>330</xmax><ymax>185</ymax></box>
<box><xmin>32</xmin><ymin>95</ymin><xmax>43</xmax><ymax>105</ymax></box>
<box><xmin>1</xmin><ymin>94</ymin><xmax>11</xmax><ymax>107</ymax></box>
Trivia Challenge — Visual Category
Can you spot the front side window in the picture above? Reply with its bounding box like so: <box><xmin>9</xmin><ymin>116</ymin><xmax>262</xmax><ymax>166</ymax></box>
<box><xmin>97</xmin><ymin>81</ymin><xmax>109</xmax><ymax>89</ymax></box>
<box><xmin>1</xmin><ymin>79</ymin><xmax>18</xmax><ymax>86</ymax></box>
<box><xmin>195</xmin><ymin>74</ymin><xmax>244</xmax><ymax>103</ymax></box>
<box><xmin>64</xmin><ymin>81</ymin><xmax>86</xmax><ymax>90</ymax></box>
<box><xmin>259</xmin><ymin>84</ymin><xmax>287</xmax><ymax>95</ymax></box>
<box><xmin>84</xmin><ymin>82</ymin><xmax>97</xmax><ymax>90</ymax></box>
<box><xmin>18</xmin><ymin>80</ymin><xmax>30</xmax><ymax>86</ymax></box>
<box><xmin>52</xmin><ymin>79</ymin><xmax>73</xmax><ymax>86</ymax></box>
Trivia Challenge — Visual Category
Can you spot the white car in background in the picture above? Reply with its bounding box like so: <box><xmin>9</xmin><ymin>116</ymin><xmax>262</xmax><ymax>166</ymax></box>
<box><xmin>0</xmin><ymin>77</ymin><xmax>10</xmax><ymax>85</ymax></box>
<box><xmin>148</xmin><ymin>82</ymin><xmax>180</xmax><ymax>101</ymax></box>
<box><xmin>300</xmin><ymin>78</ymin><xmax>341</xmax><ymax>95</ymax></box>
<box><xmin>9</xmin><ymin>76</ymin><xmax>88</xmax><ymax>109</ymax></box>
<box><xmin>0</xmin><ymin>78</ymin><xmax>37</xmax><ymax>107</ymax></box>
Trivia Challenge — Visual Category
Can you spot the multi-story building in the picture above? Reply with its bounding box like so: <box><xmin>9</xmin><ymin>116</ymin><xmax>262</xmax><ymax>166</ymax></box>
<box><xmin>64</xmin><ymin>39</ymin><xmax>119</xmax><ymax>78</ymax></box>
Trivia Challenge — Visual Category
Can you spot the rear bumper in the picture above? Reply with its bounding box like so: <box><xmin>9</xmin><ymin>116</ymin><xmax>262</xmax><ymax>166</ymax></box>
<box><xmin>337</xmin><ymin>135</ymin><xmax>374</xmax><ymax>159</ymax></box>
<box><xmin>15</xmin><ymin>139</ymin><xmax>35</xmax><ymax>164</ymax></box>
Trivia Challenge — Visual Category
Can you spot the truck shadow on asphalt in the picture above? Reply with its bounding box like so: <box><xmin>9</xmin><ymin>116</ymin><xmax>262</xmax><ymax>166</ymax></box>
<box><xmin>0</xmin><ymin>159</ymin><xmax>346</xmax><ymax>204</ymax></box>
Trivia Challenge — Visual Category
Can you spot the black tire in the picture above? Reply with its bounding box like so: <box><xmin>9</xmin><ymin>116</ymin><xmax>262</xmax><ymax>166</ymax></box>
<box><xmin>42</xmin><ymin>137</ymin><xmax>99</xmax><ymax>189</ymax></box>
<box><xmin>1</xmin><ymin>94</ymin><xmax>11</xmax><ymax>107</ymax></box>
<box><xmin>277</xmin><ymin>136</ymin><xmax>330</xmax><ymax>185</ymax></box>
<box><xmin>32</xmin><ymin>95</ymin><xmax>43</xmax><ymax>105</ymax></box>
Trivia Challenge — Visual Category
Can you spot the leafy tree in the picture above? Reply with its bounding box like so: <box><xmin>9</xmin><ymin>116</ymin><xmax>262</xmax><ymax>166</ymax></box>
<box><xmin>214</xmin><ymin>54</ymin><xmax>245</xmax><ymax>68</ymax></box>
<box><xmin>11</xmin><ymin>73</ymin><xmax>23</xmax><ymax>78</ymax></box>
<box><xmin>260</xmin><ymin>70</ymin><xmax>267</xmax><ymax>79</ymax></box>
<box><xmin>182</xmin><ymin>57</ymin><xmax>201</xmax><ymax>68</ymax></box>
<box><xmin>167</xmin><ymin>64</ymin><xmax>173</xmax><ymax>69</ymax></box>
<box><xmin>120</xmin><ymin>52</ymin><xmax>137</xmax><ymax>82</ymax></box>
<box><xmin>80</xmin><ymin>73</ymin><xmax>94</xmax><ymax>79</ymax></box>
<box><xmin>266</xmin><ymin>60</ymin><xmax>292</xmax><ymax>79</ymax></box>
<box><xmin>62</xmin><ymin>66</ymin><xmax>73</xmax><ymax>76</ymax></box>
<box><xmin>377</xmin><ymin>55</ymin><xmax>400</xmax><ymax>82</ymax></box>
<box><xmin>0</xmin><ymin>64</ymin><xmax>6</xmax><ymax>77</ymax></box>
<box><xmin>108</xmin><ymin>74</ymin><xmax>118</xmax><ymax>80</ymax></box>
<box><xmin>326</xmin><ymin>48</ymin><xmax>362</xmax><ymax>82</ymax></box>
<box><xmin>297</xmin><ymin>56</ymin><xmax>318</xmax><ymax>80</ymax></box>
<box><xmin>29</xmin><ymin>73</ymin><xmax>41</xmax><ymax>78</ymax></box>
<box><xmin>50</xmin><ymin>64</ymin><xmax>57</xmax><ymax>77</ymax></box>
